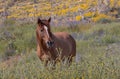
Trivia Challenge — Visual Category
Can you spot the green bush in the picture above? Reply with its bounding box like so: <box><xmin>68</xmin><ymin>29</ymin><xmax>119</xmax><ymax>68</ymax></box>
<box><xmin>101</xmin><ymin>35</ymin><xmax>118</xmax><ymax>44</ymax></box>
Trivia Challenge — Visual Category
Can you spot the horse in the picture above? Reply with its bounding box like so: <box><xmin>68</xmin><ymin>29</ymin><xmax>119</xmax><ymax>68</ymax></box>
<box><xmin>36</xmin><ymin>17</ymin><xmax>76</xmax><ymax>66</ymax></box>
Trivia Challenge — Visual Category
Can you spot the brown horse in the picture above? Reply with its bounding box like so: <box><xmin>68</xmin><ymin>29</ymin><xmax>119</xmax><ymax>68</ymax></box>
<box><xmin>36</xmin><ymin>17</ymin><xmax>76</xmax><ymax>66</ymax></box>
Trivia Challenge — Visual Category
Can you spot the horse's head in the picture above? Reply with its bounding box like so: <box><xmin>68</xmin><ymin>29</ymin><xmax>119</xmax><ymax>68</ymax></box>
<box><xmin>37</xmin><ymin>17</ymin><xmax>54</xmax><ymax>48</ymax></box>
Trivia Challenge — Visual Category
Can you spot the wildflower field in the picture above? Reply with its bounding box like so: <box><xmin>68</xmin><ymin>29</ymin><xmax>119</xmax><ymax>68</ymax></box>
<box><xmin>0</xmin><ymin>22</ymin><xmax>120</xmax><ymax>79</ymax></box>
<box><xmin>0</xmin><ymin>0</ymin><xmax>120</xmax><ymax>24</ymax></box>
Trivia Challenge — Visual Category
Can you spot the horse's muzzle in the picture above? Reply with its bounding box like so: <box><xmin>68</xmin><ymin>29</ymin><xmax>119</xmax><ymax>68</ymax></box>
<box><xmin>46</xmin><ymin>41</ymin><xmax>54</xmax><ymax>48</ymax></box>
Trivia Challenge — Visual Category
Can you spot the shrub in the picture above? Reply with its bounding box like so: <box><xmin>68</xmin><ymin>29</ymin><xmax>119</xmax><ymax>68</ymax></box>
<box><xmin>101</xmin><ymin>35</ymin><xmax>118</xmax><ymax>44</ymax></box>
<box><xmin>92</xmin><ymin>14</ymin><xmax>113</xmax><ymax>23</ymax></box>
<box><xmin>4</xmin><ymin>19</ymin><xmax>15</xmax><ymax>26</ymax></box>
<box><xmin>97</xmin><ymin>18</ymin><xmax>112</xmax><ymax>23</ymax></box>
<box><xmin>3</xmin><ymin>41</ymin><xmax>16</xmax><ymax>60</ymax></box>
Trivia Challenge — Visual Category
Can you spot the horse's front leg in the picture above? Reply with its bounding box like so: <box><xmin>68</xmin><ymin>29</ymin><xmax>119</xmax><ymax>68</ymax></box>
<box><xmin>50</xmin><ymin>60</ymin><xmax>56</xmax><ymax>69</ymax></box>
<box><xmin>44</xmin><ymin>60</ymin><xmax>48</xmax><ymax>67</ymax></box>
<box><xmin>44</xmin><ymin>59</ymin><xmax>56</xmax><ymax>70</ymax></box>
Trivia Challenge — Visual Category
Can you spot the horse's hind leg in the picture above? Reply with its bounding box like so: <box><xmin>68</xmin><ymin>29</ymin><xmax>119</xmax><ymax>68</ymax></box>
<box><xmin>62</xmin><ymin>56</ymin><xmax>73</xmax><ymax>67</ymax></box>
<box><xmin>67</xmin><ymin>56</ymin><xmax>73</xmax><ymax>66</ymax></box>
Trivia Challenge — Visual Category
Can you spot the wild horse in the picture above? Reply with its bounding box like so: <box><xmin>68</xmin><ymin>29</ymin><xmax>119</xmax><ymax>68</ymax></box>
<box><xmin>36</xmin><ymin>17</ymin><xmax>76</xmax><ymax>66</ymax></box>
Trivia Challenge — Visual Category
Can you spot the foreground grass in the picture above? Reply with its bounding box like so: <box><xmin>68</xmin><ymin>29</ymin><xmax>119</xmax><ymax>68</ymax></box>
<box><xmin>0</xmin><ymin>22</ymin><xmax>120</xmax><ymax>79</ymax></box>
<box><xmin>0</xmin><ymin>49</ymin><xmax>120</xmax><ymax>79</ymax></box>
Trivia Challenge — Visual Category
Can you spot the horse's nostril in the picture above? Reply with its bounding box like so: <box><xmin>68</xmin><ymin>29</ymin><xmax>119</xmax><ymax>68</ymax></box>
<box><xmin>47</xmin><ymin>41</ymin><xmax>54</xmax><ymax>47</ymax></box>
<box><xmin>47</xmin><ymin>41</ymin><xmax>50</xmax><ymax>44</ymax></box>
<box><xmin>50</xmin><ymin>41</ymin><xmax>54</xmax><ymax>44</ymax></box>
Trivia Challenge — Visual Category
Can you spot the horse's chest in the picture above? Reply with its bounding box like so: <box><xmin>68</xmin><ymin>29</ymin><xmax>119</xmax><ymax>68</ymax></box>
<box><xmin>40</xmin><ymin>54</ymin><xmax>50</xmax><ymax>61</ymax></box>
<box><xmin>40</xmin><ymin>50</ymin><xmax>56</xmax><ymax>61</ymax></box>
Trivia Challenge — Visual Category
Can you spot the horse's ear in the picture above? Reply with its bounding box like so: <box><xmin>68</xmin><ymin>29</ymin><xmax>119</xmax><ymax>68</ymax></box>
<box><xmin>37</xmin><ymin>18</ymin><xmax>42</xmax><ymax>24</ymax></box>
<box><xmin>48</xmin><ymin>17</ymin><xmax>51</xmax><ymax>22</ymax></box>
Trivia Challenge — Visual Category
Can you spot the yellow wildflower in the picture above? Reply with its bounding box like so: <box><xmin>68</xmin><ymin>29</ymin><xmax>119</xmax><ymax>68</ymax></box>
<box><xmin>76</xmin><ymin>15</ymin><xmax>82</xmax><ymax>21</ymax></box>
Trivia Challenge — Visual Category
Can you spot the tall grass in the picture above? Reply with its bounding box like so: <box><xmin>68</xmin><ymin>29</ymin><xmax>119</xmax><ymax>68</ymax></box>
<box><xmin>0</xmin><ymin>22</ymin><xmax>120</xmax><ymax>79</ymax></box>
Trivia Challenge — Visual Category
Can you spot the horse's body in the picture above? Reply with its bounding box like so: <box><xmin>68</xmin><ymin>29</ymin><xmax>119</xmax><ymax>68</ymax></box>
<box><xmin>36</xmin><ymin>18</ymin><xmax>76</xmax><ymax>66</ymax></box>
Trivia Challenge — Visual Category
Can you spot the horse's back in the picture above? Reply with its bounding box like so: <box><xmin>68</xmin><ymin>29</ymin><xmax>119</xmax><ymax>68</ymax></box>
<box><xmin>54</xmin><ymin>32</ymin><xmax>76</xmax><ymax>57</ymax></box>
<box><xmin>54</xmin><ymin>32</ymin><xmax>74</xmax><ymax>40</ymax></box>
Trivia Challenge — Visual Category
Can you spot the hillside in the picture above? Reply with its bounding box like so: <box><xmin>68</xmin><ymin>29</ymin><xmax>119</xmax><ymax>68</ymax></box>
<box><xmin>0</xmin><ymin>0</ymin><xmax>120</xmax><ymax>26</ymax></box>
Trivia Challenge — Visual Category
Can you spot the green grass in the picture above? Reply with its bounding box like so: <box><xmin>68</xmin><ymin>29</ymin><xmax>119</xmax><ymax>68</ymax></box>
<box><xmin>0</xmin><ymin>22</ymin><xmax>120</xmax><ymax>79</ymax></box>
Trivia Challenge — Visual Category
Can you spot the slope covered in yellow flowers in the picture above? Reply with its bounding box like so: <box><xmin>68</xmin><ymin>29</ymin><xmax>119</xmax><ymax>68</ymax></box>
<box><xmin>0</xmin><ymin>0</ymin><xmax>120</xmax><ymax>23</ymax></box>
